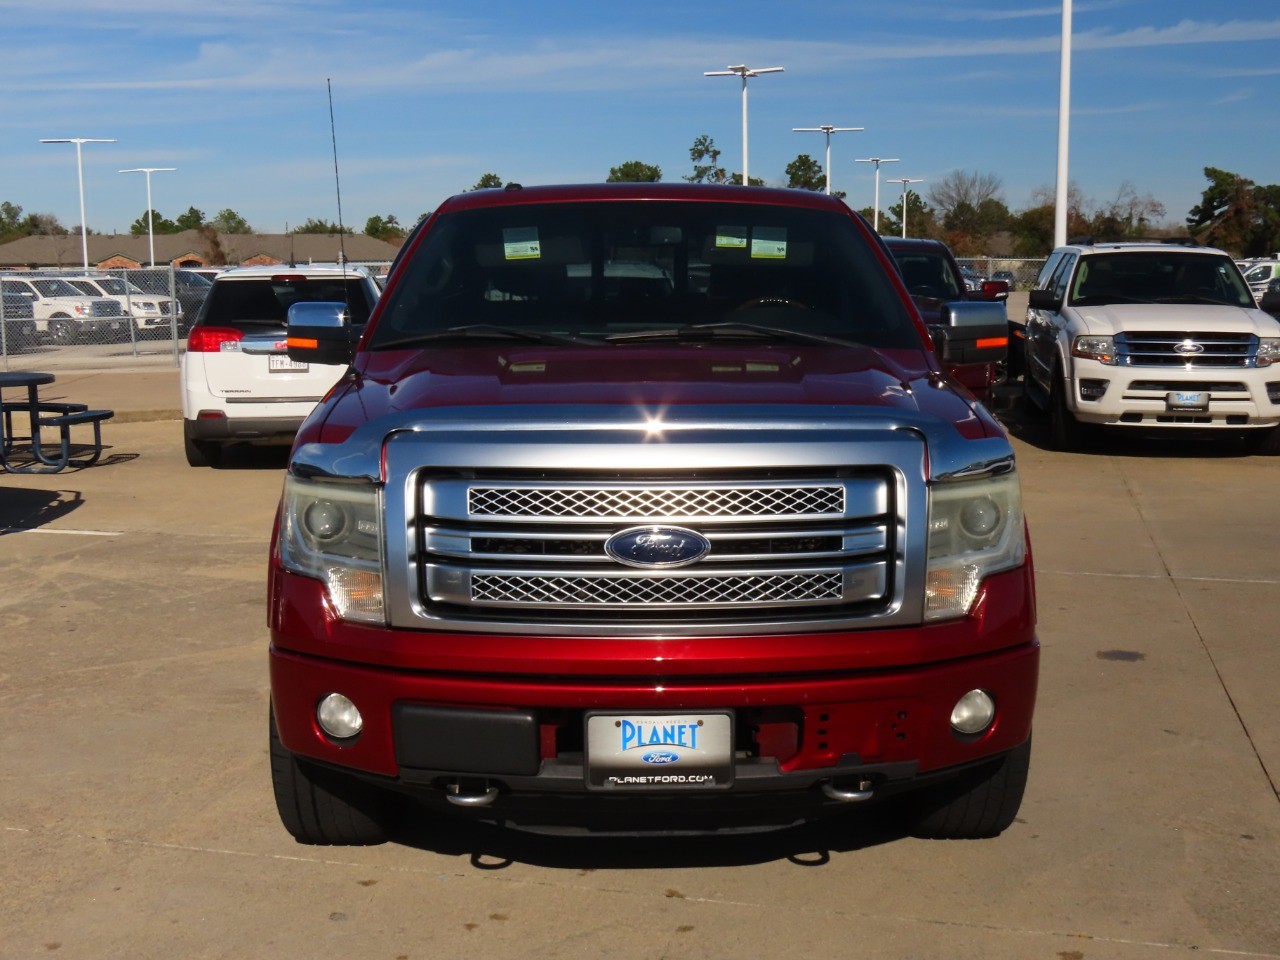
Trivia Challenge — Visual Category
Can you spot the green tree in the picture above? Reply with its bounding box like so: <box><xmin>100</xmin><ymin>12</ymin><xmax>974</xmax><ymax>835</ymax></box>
<box><xmin>129</xmin><ymin>209</ymin><xmax>178</xmax><ymax>237</ymax></box>
<box><xmin>883</xmin><ymin>193</ymin><xmax>937</xmax><ymax>239</ymax></box>
<box><xmin>684</xmin><ymin>134</ymin><xmax>726</xmax><ymax>185</ymax></box>
<box><xmin>211</xmin><ymin>208</ymin><xmax>252</xmax><ymax>234</ymax></box>
<box><xmin>727</xmin><ymin>173</ymin><xmax>766</xmax><ymax>187</ymax></box>
<box><xmin>785</xmin><ymin>154</ymin><xmax>825</xmax><ymax>192</ymax></box>
<box><xmin>292</xmin><ymin>218</ymin><xmax>353</xmax><ymax>235</ymax></box>
<box><xmin>174</xmin><ymin>206</ymin><xmax>206</xmax><ymax>231</ymax></box>
<box><xmin>1186</xmin><ymin>167</ymin><xmax>1280</xmax><ymax>256</ymax></box>
<box><xmin>607</xmin><ymin>161</ymin><xmax>662</xmax><ymax>183</ymax></box>
<box><xmin>0</xmin><ymin>201</ymin><xmax>23</xmax><ymax>236</ymax></box>
<box><xmin>364</xmin><ymin>214</ymin><xmax>405</xmax><ymax>241</ymax></box>
<box><xmin>471</xmin><ymin>173</ymin><xmax>504</xmax><ymax>190</ymax></box>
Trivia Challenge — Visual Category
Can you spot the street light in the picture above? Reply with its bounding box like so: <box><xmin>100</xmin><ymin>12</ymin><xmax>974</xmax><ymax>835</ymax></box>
<box><xmin>792</xmin><ymin>125</ymin><xmax>863</xmax><ymax>194</ymax></box>
<box><xmin>119</xmin><ymin>167</ymin><xmax>176</xmax><ymax>267</ymax></box>
<box><xmin>854</xmin><ymin>157</ymin><xmax>899</xmax><ymax>233</ymax></box>
<box><xmin>1054</xmin><ymin>0</ymin><xmax>1073</xmax><ymax>248</ymax></box>
<box><xmin>704</xmin><ymin>64</ymin><xmax>785</xmax><ymax>186</ymax></box>
<box><xmin>887</xmin><ymin>177</ymin><xmax>925</xmax><ymax>238</ymax></box>
<box><xmin>40</xmin><ymin>137</ymin><xmax>118</xmax><ymax>273</ymax></box>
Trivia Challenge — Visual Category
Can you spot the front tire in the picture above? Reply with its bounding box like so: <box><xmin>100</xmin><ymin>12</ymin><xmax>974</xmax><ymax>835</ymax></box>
<box><xmin>48</xmin><ymin>316</ymin><xmax>78</xmax><ymax>345</ymax></box>
<box><xmin>1247</xmin><ymin>425</ymin><xmax>1280</xmax><ymax>456</ymax></box>
<box><xmin>909</xmin><ymin>737</ymin><xmax>1031</xmax><ymax>840</ymax></box>
<box><xmin>269</xmin><ymin>708</ymin><xmax>392</xmax><ymax>846</ymax></box>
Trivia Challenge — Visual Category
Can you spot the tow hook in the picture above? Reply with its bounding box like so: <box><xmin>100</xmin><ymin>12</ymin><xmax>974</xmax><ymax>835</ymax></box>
<box><xmin>821</xmin><ymin>779</ymin><xmax>874</xmax><ymax>803</ymax></box>
<box><xmin>445</xmin><ymin>780</ymin><xmax>500</xmax><ymax>807</ymax></box>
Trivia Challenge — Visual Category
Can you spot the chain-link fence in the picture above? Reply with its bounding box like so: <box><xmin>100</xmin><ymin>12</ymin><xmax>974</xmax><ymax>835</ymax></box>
<box><xmin>955</xmin><ymin>257</ymin><xmax>1047</xmax><ymax>292</ymax></box>
<box><xmin>0</xmin><ymin>263</ymin><xmax>393</xmax><ymax>371</ymax></box>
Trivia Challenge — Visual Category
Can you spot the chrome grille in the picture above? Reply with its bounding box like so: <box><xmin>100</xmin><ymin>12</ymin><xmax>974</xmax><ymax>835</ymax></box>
<box><xmin>421</xmin><ymin>473</ymin><xmax>893</xmax><ymax>622</ymax></box>
<box><xmin>1115</xmin><ymin>332</ymin><xmax>1256</xmax><ymax>367</ymax></box>
<box><xmin>89</xmin><ymin>300</ymin><xmax>124</xmax><ymax>317</ymax></box>
<box><xmin>468</xmin><ymin>484</ymin><xmax>844</xmax><ymax>519</ymax></box>
<box><xmin>471</xmin><ymin>572</ymin><xmax>844</xmax><ymax>606</ymax></box>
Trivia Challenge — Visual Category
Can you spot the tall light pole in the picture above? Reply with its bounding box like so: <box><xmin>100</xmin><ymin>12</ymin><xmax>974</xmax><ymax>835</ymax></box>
<box><xmin>888</xmin><ymin>178</ymin><xmax>925</xmax><ymax>238</ymax></box>
<box><xmin>792</xmin><ymin>125</ymin><xmax>863</xmax><ymax>194</ymax></box>
<box><xmin>40</xmin><ymin>137</ymin><xmax>117</xmax><ymax>273</ymax></box>
<box><xmin>1054</xmin><ymin>0</ymin><xmax>1073</xmax><ymax>248</ymax></box>
<box><xmin>119</xmin><ymin>167</ymin><xmax>176</xmax><ymax>267</ymax></box>
<box><xmin>704</xmin><ymin>64</ymin><xmax>784</xmax><ymax>186</ymax></box>
<box><xmin>855</xmin><ymin>157</ymin><xmax>899</xmax><ymax>232</ymax></box>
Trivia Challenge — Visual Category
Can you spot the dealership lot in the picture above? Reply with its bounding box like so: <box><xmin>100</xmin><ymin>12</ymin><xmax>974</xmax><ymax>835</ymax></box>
<box><xmin>2</xmin><ymin>402</ymin><xmax>1278</xmax><ymax>958</ymax></box>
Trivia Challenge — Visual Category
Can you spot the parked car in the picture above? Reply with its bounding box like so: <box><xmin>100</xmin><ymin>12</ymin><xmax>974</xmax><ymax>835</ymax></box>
<box><xmin>129</xmin><ymin>268</ymin><xmax>214</xmax><ymax>332</ymax></box>
<box><xmin>0</xmin><ymin>275</ymin><xmax>128</xmax><ymax>343</ymax></box>
<box><xmin>991</xmin><ymin>269</ymin><xmax>1016</xmax><ymax>289</ymax></box>
<box><xmin>66</xmin><ymin>276</ymin><xmax>181</xmax><ymax>335</ymax></box>
<box><xmin>1259</xmin><ymin>277</ymin><xmax>1280</xmax><ymax>317</ymax></box>
<box><xmin>1241</xmin><ymin>259</ymin><xmax>1280</xmax><ymax>303</ymax></box>
<box><xmin>883</xmin><ymin>237</ymin><xmax>1011</xmax><ymax>396</ymax></box>
<box><xmin>1</xmin><ymin>291</ymin><xmax>37</xmax><ymax>346</ymax></box>
<box><xmin>180</xmin><ymin>264</ymin><xmax>381</xmax><ymax>466</ymax></box>
<box><xmin>1022</xmin><ymin>238</ymin><xmax>1280</xmax><ymax>452</ymax></box>
<box><xmin>269</xmin><ymin>182</ymin><xmax>1036</xmax><ymax>844</ymax></box>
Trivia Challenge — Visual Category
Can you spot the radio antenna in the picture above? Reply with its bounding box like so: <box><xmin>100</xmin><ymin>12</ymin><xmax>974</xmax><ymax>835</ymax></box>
<box><xmin>327</xmin><ymin>78</ymin><xmax>348</xmax><ymax>271</ymax></box>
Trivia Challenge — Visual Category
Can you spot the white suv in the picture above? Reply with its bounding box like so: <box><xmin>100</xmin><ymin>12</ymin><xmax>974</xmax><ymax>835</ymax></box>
<box><xmin>1023</xmin><ymin>240</ymin><xmax>1280</xmax><ymax>453</ymax></box>
<box><xmin>66</xmin><ymin>275</ymin><xmax>181</xmax><ymax>334</ymax></box>
<box><xmin>180</xmin><ymin>265</ymin><xmax>380</xmax><ymax>466</ymax></box>
<box><xmin>0</xmin><ymin>275</ymin><xmax>128</xmax><ymax>343</ymax></box>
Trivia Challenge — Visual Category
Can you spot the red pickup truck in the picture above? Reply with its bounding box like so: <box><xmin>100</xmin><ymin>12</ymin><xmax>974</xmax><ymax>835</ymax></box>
<box><xmin>269</xmin><ymin>183</ymin><xmax>1038</xmax><ymax>843</ymax></box>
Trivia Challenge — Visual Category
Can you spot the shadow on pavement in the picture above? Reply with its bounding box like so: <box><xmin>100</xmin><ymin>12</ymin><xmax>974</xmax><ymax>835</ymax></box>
<box><xmin>0</xmin><ymin>487</ymin><xmax>84</xmax><ymax>533</ymax></box>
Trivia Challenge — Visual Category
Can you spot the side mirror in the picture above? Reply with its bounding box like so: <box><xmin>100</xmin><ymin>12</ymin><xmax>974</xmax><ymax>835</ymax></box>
<box><xmin>932</xmin><ymin>300</ymin><xmax>1008</xmax><ymax>365</ymax></box>
<box><xmin>1028</xmin><ymin>288</ymin><xmax>1062</xmax><ymax>311</ymax></box>
<box><xmin>286</xmin><ymin>301</ymin><xmax>358</xmax><ymax>365</ymax></box>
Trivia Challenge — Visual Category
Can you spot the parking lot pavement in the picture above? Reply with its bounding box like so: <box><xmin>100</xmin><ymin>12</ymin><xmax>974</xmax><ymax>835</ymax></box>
<box><xmin>2</xmin><ymin>419</ymin><xmax>1278</xmax><ymax>960</ymax></box>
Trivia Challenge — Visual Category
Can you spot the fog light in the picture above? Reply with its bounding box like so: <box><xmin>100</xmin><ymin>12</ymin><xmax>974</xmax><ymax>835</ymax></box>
<box><xmin>950</xmin><ymin>689</ymin><xmax>995</xmax><ymax>735</ymax></box>
<box><xmin>317</xmin><ymin>693</ymin><xmax>363</xmax><ymax>739</ymax></box>
<box><xmin>1079</xmin><ymin>378</ymin><xmax>1109</xmax><ymax>401</ymax></box>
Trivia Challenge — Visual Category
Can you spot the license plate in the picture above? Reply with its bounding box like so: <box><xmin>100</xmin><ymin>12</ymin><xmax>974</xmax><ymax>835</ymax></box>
<box><xmin>268</xmin><ymin>354</ymin><xmax>308</xmax><ymax>372</ymax></box>
<box><xmin>585</xmin><ymin>712</ymin><xmax>733</xmax><ymax>791</ymax></box>
<box><xmin>1166</xmin><ymin>391</ymin><xmax>1208</xmax><ymax>411</ymax></box>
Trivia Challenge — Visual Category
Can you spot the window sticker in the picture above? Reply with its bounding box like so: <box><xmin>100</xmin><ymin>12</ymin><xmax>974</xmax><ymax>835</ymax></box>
<box><xmin>503</xmin><ymin>226</ymin><xmax>541</xmax><ymax>260</ymax></box>
<box><xmin>714</xmin><ymin>226</ymin><xmax>748</xmax><ymax>250</ymax></box>
<box><xmin>751</xmin><ymin>227</ymin><xmax>788</xmax><ymax>260</ymax></box>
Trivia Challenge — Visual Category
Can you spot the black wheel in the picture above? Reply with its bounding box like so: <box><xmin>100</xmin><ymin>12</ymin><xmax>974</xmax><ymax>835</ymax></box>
<box><xmin>183</xmin><ymin>431</ymin><xmax>223</xmax><ymax>468</ymax></box>
<box><xmin>1247</xmin><ymin>425</ymin><xmax>1280</xmax><ymax>456</ymax></box>
<box><xmin>49</xmin><ymin>316</ymin><xmax>78</xmax><ymax>344</ymax></box>
<box><xmin>269</xmin><ymin>708</ymin><xmax>391</xmax><ymax>846</ymax></box>
<box><xmin>1048</xmin><ymin>368</ymin><xmax>1090</xmax><ymax>452</ymax></box>
<box><xmin>909</xmin><ymin>736</ymin><xmax>1031</xmax><ymax>840</ymax></box>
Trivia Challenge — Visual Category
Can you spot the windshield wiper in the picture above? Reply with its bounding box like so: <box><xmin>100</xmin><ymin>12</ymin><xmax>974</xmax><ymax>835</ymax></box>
<box><xmin>375</xmin><ymin>324</ymin><xmax>602</xmax><ymax>349</ymax></box>
<box><xmin>604</xmin><ymin>322</ymin><xmax>866</xmax><ymax>349</ymax></box>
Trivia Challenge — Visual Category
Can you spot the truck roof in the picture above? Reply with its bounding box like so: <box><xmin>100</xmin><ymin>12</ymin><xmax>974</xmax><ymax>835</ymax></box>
<box><xmin>436</xmin><ymin>182</ymin><xmax>852</xmax><ymax>215</ymax></box>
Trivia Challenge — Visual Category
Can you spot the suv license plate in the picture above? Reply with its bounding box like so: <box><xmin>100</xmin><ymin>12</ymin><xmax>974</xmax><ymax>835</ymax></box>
<box><xmin>1166</xmin><ymin>391</ymin><xmax>1209</xmax><ymax>411</ymax></box>
<box><xmin>585</xmin><ymin>712</ymin><xmax>733</xmax><ymax>791</ymax></box>
<box><xmin>269</xmin><ymin>354</ymin><xmax>308</xmax><ymax>372</ymax></box>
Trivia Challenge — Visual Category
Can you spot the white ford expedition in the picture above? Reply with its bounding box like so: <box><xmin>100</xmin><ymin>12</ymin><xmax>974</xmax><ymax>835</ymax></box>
<box><xmin>1022</xmin><ymin>239</ymin><xmax>1280</xmax><ymax>453</ymax></box>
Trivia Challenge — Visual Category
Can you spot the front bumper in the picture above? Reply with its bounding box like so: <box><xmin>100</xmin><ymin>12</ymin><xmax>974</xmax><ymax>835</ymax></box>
<box><xmin>1067</xmin><ymin>359</ymin><xmax>1280</xmax><ymax>428</ymax></box>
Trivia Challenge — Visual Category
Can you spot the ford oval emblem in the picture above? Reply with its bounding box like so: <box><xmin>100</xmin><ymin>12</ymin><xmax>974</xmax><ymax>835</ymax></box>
<box><xmin>642</xmin><ymin>752</ymin><xmax>680</xmax><ymax>765</ymax></box>
<box><xmin>605</xmin><ymin>525</ymin><xmax>711</xmax><ymax>568</ymax></box>
<box><xmin>1174</xmin><ymin>339</ymin><xmax>1204</xmax><ymax>355</ymax></box>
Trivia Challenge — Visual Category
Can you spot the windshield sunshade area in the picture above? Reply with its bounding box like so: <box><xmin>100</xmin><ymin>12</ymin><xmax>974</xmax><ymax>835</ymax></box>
<box><xmin>1069</xmin><ymin>252</ymin><xmax>1255</xmax><ymax>308</ymax></box>
<box><xmin>370</xmin><ymin>201</ymin><xmax>920</xmax><ymax>351</ymax></box>
<box><xmin>203</xmin><ymin>277</ymin><xmax>374</xmax><ymax>330</ymax></box>
<box><xmin>892</xmin><ymin>251</ymin><xmax>964</xmax><ymax>302</ymax></box>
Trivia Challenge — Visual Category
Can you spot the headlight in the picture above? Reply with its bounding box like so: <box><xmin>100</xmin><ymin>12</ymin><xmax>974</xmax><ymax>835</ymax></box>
<box><xmin>925</xmin><ymin>470</ymin><xmax>1026</xmax><ymax>621</ymax></box>
<box><xmin>279</xmin><ymin>476</ymin><xmax>385</xmax><ymax>623</ymax></box>
<box><xmin>1072</xmin><ymin>335</ymin><xmax>1117</xmax><ymax>365</ymax></box>
<box><xmin>1257</xmin><ymin>339</ymin><xmax>1280</xmax><ymax>368</ymax></box>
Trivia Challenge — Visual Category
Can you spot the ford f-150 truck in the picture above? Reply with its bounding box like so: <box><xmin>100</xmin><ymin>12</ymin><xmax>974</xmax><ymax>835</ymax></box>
<box><xmin>268</xmin><ymin>183</ymin><xmax>1038</xmax><ymax>843</ymax></box>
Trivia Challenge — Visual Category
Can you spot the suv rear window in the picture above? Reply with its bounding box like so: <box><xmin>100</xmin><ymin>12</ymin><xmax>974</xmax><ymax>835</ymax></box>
<box><xmin>371</xmin><ymin>201</ymin><xmax>918</xmax><ymax>350</ymax></box>
<box><xmin>201</xmin><ymin>277</ymin><xmax>374</xmax><ymax>331</ymax></box>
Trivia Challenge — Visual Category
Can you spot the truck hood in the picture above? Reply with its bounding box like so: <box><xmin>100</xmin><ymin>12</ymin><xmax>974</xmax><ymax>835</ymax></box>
<box><xmin>304</xmin><ymin>343</ymin><xmax>998</xmax><ymax>444</ymax></box>
<box><xmin>1073</xmin><ymin>303</ymin><xmax>1280</xmax><ymax>336</ymax></box>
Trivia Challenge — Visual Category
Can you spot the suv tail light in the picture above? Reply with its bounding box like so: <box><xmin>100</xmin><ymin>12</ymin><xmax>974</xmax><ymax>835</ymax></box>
<box><xmin>187</xmin><ymin>326</ymin><xmax>244</xmax><ymax>352</ymax></box>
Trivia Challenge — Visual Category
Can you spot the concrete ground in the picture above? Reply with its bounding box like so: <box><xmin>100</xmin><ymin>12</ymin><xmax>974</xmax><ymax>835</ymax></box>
<box><xmin>1</xmin><ymin>358</ymin><xmax>1278</xmax><ymax>960</ymax></box>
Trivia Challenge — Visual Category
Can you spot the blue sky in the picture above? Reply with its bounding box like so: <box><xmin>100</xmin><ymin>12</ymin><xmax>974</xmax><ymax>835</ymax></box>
<box><xmin>2</xmin><ymin>0</ymin><xmax>1276</xmax><ymax>236</ymax></box>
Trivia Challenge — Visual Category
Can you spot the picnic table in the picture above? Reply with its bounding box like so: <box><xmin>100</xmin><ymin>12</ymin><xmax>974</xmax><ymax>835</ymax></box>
<box><xmin>0</xmin><ymin>370</ymin><xmax>114</xmax><ymax>473</ymax></box>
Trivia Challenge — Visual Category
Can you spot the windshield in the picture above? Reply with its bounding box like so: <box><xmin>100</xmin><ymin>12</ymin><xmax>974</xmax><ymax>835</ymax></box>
<box><xmin>370</xmin><ymin>201</ymin><xmax>918</xmax><ymax>350</ymax></box>
<box><xmin>890</xmin><ymin>250</ymin><xmax>965</xmax><ymax>301</ymax></box>
<box><xmin>93</xmin><ymin>277</ymin><xmax>143</xmax><ymax>296</ymax></box>
<box><xmin>1069</xmin><ymin>252</ymin><xmax>1254</xmax><ymax>307</ymax></box>
<box><xmin>32</xmin><ymin>278</ymin><xmax>85</xmax><ymax>298</ymax></box>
